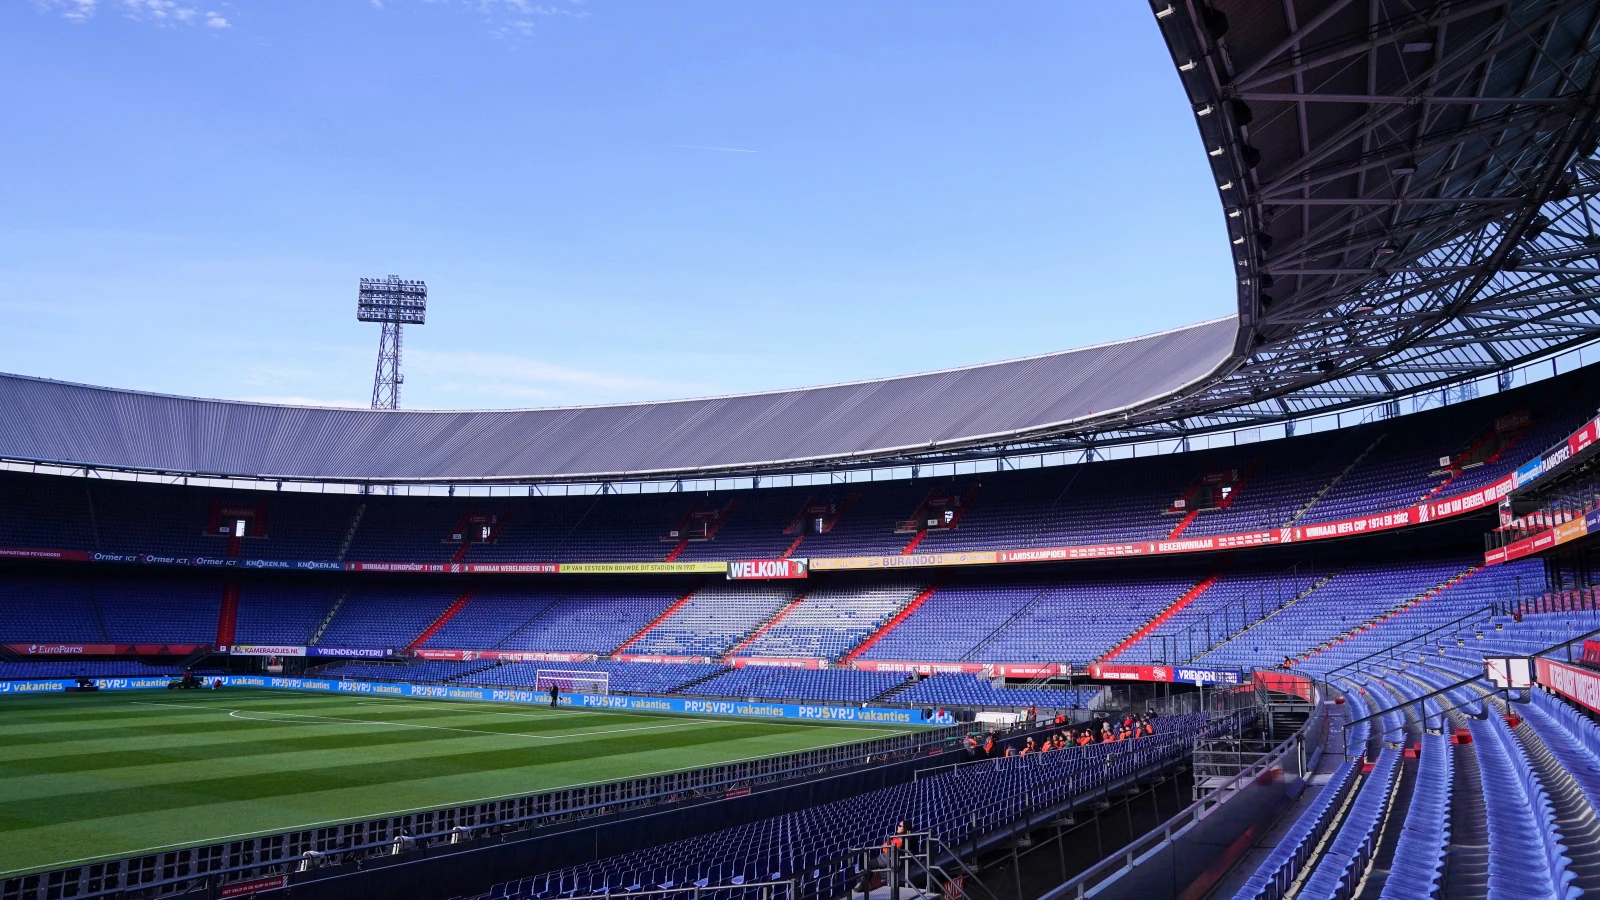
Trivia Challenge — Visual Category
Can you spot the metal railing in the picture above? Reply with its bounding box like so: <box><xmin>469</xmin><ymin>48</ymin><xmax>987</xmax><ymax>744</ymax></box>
<box><xmin>1038</xmin><ymin>687</ymin><xmax>1325</xmax><ymax>900</ymax></box>
<box><xmin>536</xmin><ymin>880</ymin><xmax>801</xmax><ymax>900</ymax></box>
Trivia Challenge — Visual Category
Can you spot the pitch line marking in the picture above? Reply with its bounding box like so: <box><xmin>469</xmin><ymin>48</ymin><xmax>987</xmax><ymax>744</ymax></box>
<box><xmin>130</xmin><ymin>701</ymin><xmax>711</xmax><ymax>740</ymax></box>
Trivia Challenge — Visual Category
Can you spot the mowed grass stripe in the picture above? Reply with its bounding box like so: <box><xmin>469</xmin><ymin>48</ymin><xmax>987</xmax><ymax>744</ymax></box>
<box><xmin>0</xmin><ymin>706</ymin><xmax>726</xmax><ymax>775</ymax></box>
<box><xmin>0</xmin><ymin>696</ymin><xmax>700</xmax><ymax>750</ymax></box>
<box><xmin>0</xmin><ymin>708</ymin><xmax>793</xmax><ymax>805</ymax></box>
<box><xmin>0</xmin><ymin>690</ymin><xmax>914</xmax><ymax>876</ymax></box>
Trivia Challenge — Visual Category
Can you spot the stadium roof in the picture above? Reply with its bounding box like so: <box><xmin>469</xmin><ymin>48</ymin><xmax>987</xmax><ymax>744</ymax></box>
<box><xmin>0</xmin><ymin>320</ymin><xmax>1233</xmax><ymax>482</ymax></box>
<box><xmin>5</xmin><ymin>0</ymin><xmax>1600</xmax><ymax>483</ymax></box>
<box><xmin>1130</xmin><ymin>0</ymin><xmax>1600</xmax><ymax>438</ymax></box>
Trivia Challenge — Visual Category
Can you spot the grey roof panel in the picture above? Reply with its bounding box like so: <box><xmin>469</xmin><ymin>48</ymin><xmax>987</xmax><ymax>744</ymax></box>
<box><xmin>0</xmin><ymin>317</ymin><xmax>1235</xmax><ymax>481</ymax></box>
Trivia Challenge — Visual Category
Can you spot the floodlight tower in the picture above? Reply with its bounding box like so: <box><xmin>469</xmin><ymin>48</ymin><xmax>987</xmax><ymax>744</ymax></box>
<box><xmin>357</xmin><ymin>276</ymin><xmax>427</xmax><ymax>410</ymax></box>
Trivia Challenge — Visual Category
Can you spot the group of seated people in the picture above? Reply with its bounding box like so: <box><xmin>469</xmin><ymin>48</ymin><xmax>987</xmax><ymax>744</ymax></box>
<box><xmin>964</xmin><ymin>711</ymin><xmax>1158</xmax><ymax>758</ymax></box>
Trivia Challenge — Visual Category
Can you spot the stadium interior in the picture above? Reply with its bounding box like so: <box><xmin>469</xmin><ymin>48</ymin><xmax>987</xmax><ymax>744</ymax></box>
<box><xmin>9</xmin><ymin>1</ymin><xmax>1600</xmax><ymax>899</ymax></box>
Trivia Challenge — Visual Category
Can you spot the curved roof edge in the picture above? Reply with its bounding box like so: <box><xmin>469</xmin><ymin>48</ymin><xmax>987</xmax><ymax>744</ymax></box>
<box><xmin>0</xmin><ymin>317</ymin><xmax>1238</xmax><ymax>482</ymax></box>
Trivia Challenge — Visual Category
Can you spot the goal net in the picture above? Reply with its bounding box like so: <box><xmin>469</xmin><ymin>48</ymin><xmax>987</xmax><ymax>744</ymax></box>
<box><xmin>534</xmin><ymin>669</ymin><xmax>610</xmax><ymax>695</ymax></box>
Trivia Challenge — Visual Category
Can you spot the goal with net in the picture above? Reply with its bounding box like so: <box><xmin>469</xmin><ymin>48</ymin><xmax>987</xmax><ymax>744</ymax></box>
<box><xmin>534</xmin><ymin>669</ymin><xmax>610</xmax><ymax>695</ymax></box>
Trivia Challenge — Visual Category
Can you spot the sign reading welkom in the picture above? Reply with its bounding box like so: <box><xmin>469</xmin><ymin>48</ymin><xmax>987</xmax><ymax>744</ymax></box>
<box><xmin>727</xmin><ymin>559</ymin><xmax>809</xmax><ymax>580</ymax></box>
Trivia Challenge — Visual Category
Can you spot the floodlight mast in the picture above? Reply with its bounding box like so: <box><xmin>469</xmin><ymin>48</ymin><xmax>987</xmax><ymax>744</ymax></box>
<box><xmin>357</xmin><ymin>276</ymin><xmax>427</xmax><ymax>410</ymax></box>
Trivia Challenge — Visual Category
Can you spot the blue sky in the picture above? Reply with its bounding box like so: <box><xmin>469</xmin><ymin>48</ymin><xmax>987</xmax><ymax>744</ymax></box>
<box><xmin>3</xmin><ymin>1</ymin><xmax>1234</xmax><ymax>409</ymax></box>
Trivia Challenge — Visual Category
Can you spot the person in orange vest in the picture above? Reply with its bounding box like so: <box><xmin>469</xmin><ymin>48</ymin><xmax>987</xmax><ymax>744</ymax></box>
<box><xmin>1076</xmin><ymin>728</ymin><xmax>1093</xmax><ymax>747</ymax></box>
<box><xmin>882</xmin><ymin>821</ymin><xmax>909</xmax><ymax>856</ymax></box>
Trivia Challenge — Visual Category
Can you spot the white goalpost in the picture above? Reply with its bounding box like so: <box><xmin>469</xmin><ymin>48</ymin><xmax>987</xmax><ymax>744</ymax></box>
<box><xmin>534</xmin><ymin>669</ymin><xmax>611</xmax><ymax>695</ymax></box>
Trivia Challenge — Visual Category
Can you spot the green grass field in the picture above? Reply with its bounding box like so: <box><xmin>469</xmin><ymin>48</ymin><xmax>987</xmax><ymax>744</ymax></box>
<box><xmin>0</xmin><ymin>688</ymin><xmax>916</xmax><ymax>877</ymax></box>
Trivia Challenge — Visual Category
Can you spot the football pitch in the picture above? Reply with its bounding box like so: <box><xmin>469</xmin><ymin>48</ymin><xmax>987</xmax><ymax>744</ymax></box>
<box><xmin>0</xmin><ymin>688</ymin><xmax>918</xmax><ymax>877</ymax></box>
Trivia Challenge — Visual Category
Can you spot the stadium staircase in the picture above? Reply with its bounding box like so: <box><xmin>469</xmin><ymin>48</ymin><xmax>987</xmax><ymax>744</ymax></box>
<box><xmin>960</xmin><ymin>585</ymin><xmax>1055</xmax><ymax>662</ymax></box>
<box><xmin>178</xmin><ymin>644</ymin><xmax>217</xmax><ymax>669</ymax></box>
<box><xmin>491</xmin><ymin>599</ymin><xmax>562</xmax><ymax>650</ymax></box>
<box><xmin>778</xmin><ymin>534</ymin><xmax>805</xmax><ymax>559</ymax></box>
<box><xmin>1185</xmin><ymin>569</ymin><xmax>1342</xmax><ymax>662</ymax></box>
<box><xmin>336</xmin><ymin>503</ymin><xmax>366</xmax><ymax>561</ymax></box>
<box><xmin>662</xmin><ymin>500</ymin><xmax>739</xmax><ymax>562</ymax></box>
<box><xmin>610</xmin><ymin>586</ymin><xmax>701</xmax><ymax>655</ymax></box>
<box><xmin>725</xmin><ymin>592</ymin><xmax>811</xmax><ymax>659</ymax></box>
<box><xmin>1098</xmin><ymin>574</ymin><xmax>1219</xmax><ymax>663</ymax></box>
<box><xmin>216</xmin><ymin>582</ymin><xmax>240</xmax><ymax>646</ymax></box>
<box><xmin>1287</xmin><ymin>434</ymin><xmax>1385</xmax><ymax>525</ymax></box>
<box><xmin>307</xmin><ymin>587</ymin><xmax>350</xmax><ymax>646</ymax></box>
<box><xmin>1424</xmin><ymin>422</ymin><xmax>1531</xmax><ymax>502</ymax></box>
<box><xmin>841</xmin><ymin>585</ymin><xmax>939</xmax><ymax>663</ymax></box>
<box><xmin>664</xmin><ymin>667</ymin><xmax>735</xmax><ymax>695</ymax></box>
<box><xmin>898</xmin><ymin>486</ymin><xmax>980</xmax><ymax>554</ymax></box>
<box><xmin>1165</xmin><ymin>509</ymin><xmax>1202</xmax><ymax>539</ymax></box>
<box><xmin>83</xmin><ymin>583</ymin><xmax>110</xmax><ymax>641</ymax></box>
<box><xmin>1288</xmin><ymin>567</ymin><xmax>1479</xmax><ymax>666</ymax></box>
<box><xmin>405</xmin><ymin>590</ymin><xmax>474</xmax><ymax>652</ymax></box>
<box><xmin>865</xmin><ymin>679</ymin><xmax>918</xmax><ymax>704</ymax></box>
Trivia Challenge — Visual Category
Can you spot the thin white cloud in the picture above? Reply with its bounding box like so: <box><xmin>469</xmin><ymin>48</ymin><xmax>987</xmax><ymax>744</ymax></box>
<box><xmin>31</xmin><ymin>0</ymin><xmax>98</xmax><ymax>21</ymax></box>
<box><xmin>34</xmin><ymin>0</ymin><xmax>233</xmax><ymax>28</ymax></box>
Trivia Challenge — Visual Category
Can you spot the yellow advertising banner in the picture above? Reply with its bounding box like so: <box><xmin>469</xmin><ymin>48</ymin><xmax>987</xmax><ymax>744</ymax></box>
<box><xmin>558</xmin><ymin>561</ymin><xmax>728</xmax><ymax>574</ymax></box>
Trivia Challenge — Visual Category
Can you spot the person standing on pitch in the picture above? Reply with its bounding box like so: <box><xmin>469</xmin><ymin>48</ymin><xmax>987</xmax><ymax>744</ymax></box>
<box><xmin>548</xmin><ymin>682</ymin><xmax>560</xmax><ymax>708</ymax></box>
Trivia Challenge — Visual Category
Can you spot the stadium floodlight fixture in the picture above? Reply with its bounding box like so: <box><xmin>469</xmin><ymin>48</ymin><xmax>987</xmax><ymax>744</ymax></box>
<box><xmin>358</xmin><ymin>276</ymin><xmax>428</xmax><ymax>410</ymax></box>
<box><xmin>358</xmin><ymin>276</ymin><xmax>427</xmax><ymax>325</ymax></box>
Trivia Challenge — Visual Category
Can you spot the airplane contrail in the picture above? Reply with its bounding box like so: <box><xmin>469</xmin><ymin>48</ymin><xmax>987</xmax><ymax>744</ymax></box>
<box><xmin>672</xmin><ymin>144</ymin><xmax>758</xmax><ymax>154</ymax></box>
